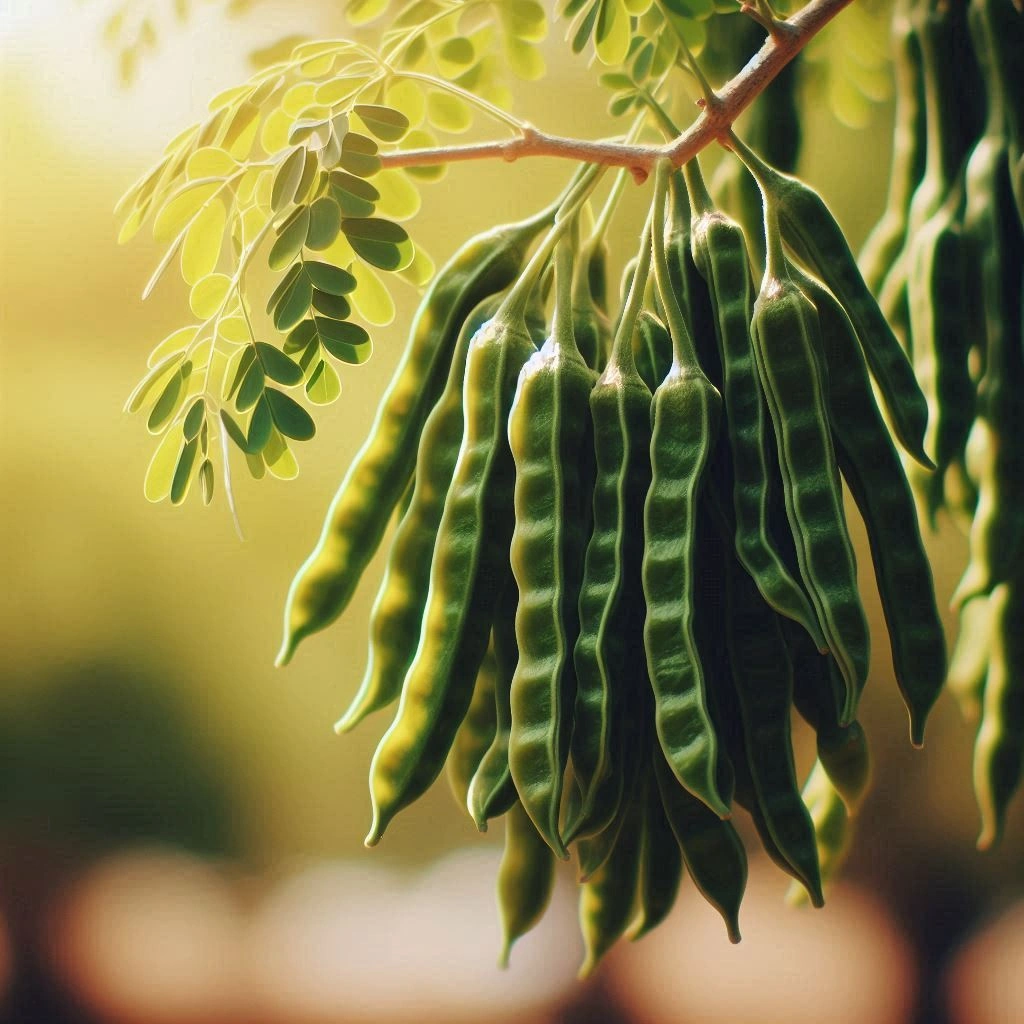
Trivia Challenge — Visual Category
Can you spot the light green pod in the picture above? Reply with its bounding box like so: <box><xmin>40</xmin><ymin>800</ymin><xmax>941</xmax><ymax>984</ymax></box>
<box><xmin>336</xmin><ymin>296</ymin><xmax>501</xmax><ymax>734</ymax></box>
<box><xmin>577</xmin><ymin>783</ymin><xmax>645</xmax><ymax>978</ymax></box>
<box><xmin>365</xmin><ymin>308</ymin><xmax>537</xmax><ymax>846</ymax></box>
<box><xmin>786</xmin><ymin>760</ymin><xmax>851</xmax><ymax>908</ymax></box>
<box><xmin>278</xmin><ymin>210</ymin><xmax>556</xmax><ymax>665</ymax></box>
<box><xmin>947</xmin><ymin>595</ymin><xmax>992</xmax><ymax>724</ymax></box>
<box><xmin>974</xmin><ymin>580</ymin><xmax>1024</xmax><ymax>850</ymax></box>
<box><xmin>467</xmin><ymin>578</ymin><xmax>520</xmax><ymax>829</ymax></box>
<box><xmin>446</xmin><ymin>636</ymin><xmax>499</xmax><ymax>815</ymax></box>
<box><xmin>497</xmin><ymin>800</ymin><xmax>556</xmax><ymax>967</ymax></box>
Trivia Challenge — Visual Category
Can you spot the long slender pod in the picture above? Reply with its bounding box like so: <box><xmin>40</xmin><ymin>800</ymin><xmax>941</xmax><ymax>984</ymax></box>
<box><xmin>366</xmin><ymin>170</ymin><xmax>601</xmax><ymax>844</ymax></box>
<box><xmin>858</xmin><ymin>0</ymin><xmax>927</xmax><ymax>294</ymax></box>
<box><xmin>644</xmin><ymin>160</ymin><xmax>728</xmax><ymax>817</ymax></box>
<box><xmin>337</xmin><ymin>295</ymin><xmax>501</xmax><ymax>733</ymax></box>
<box><xmin>279</xmin><ymin>181</ymin><xmax>580</xmax><ymax>664</ymax></box>
<box><xmin>467</xmin><ymin>579</ymin><xmax>521</xmax><ymax>828</ymax></box>
<box><xmin>508</xmin><ymin>236</ymin><xmax>597</xmax><ymax>858</ymax></box>
<box><xmin>736</xmin><ymin>136</ymin><xmax>870</xmax><ymax>724</ymax></box>
<box><xmin>727</xmin><ymin>134</ymin><xmax>933</xmax><ymax>471</ymax></box>
<box><xmin>974</xmin><ymin>580</ymin><xmax>1024</xmax><ymax>849</ymax></box>
<box><xmin>496</xmin><ymin>800</ymin><xmax>557</xmax><ymax>967</ymax></box>
<box><xmin>684</xmin><ymin>158</ymin><xmax>827</xmax><ymax>652</ymax></box>
<box><xmin>792</xmin><ymin>263</ymin><xmax>946</xmax><ymax>745</ymax></box>
<box><xmin>567</xmin><ymin>225</ymin><xmax>654</xmax><ymax>844</ymax></box>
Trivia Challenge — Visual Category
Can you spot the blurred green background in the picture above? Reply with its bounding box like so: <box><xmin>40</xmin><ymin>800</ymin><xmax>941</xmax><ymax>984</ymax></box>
<box><xmin>1</xmin><ymin>2</ymin><xmax>1022</xmax><ymax>1022</ymax></box>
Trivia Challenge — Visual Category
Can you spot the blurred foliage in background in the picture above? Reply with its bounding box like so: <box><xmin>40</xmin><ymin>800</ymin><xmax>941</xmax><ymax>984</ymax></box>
<box><xmin>1</xmin><ymin>2</ymin><xmax>1023</xmax><ymax>1022</ymax></box>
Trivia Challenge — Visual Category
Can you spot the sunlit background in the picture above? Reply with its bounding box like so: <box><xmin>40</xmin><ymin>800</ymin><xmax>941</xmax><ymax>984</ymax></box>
<box><xmin>2</xmin><ymin>2</ymin><xmax>1023</xmax><ymax>1022</ymax></box>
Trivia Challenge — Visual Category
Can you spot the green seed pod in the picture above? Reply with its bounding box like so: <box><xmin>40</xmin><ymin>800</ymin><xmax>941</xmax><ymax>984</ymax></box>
<box><xmin>786</xmin><ymin>761</ymin><xmax>851</xmax><ymax>908</ymax></box>
<box><xmin>974</xmin><ymin>580</ymin><xmax>1024</xmax><ymax>850</ymax></box>
<box><xmin>685</xmin><ymin>163</ymin><xmax>827</xmax><ymax>654</ymax></box>
<box><xmin>654</xmin><ymin>747</ymin><xmax>746</xmax><ymax>944</ymax></box>
<box><xmin>467</xmin><ymin>579</ymin><xmax>521</xmax><ymax>828</ymax></box>
<box><xmin>278</xmin><ymin>205</ymin><xmax>559</xmax><ymax>665</ymax></box>
<box><xmin>626</xmin><ymin>766</ymin><xmax>685</xmax><ymax>941</ymax></box>
<box><xmin>749</xmin><ymin>264</ymin><xmax>870</xmax><ymax>725</ymax></box>
<box><xmin>496</xmin><ymin>800</ymin><xmax>556</xmax><ymax>967</ymax></box>
<box><xmin>365</xmin><ymin>302</ymin><xmax>538</xmax><ymax>846</ymax></box>
<box><xmin>566</xmin><ymin>318</ymin><xmax>652</xmax><ymax>843</ymax></box>
<box><xmin>858</xmin><ymin>0</ymin><xmax>927</xmax><ymax>295</ymax></box>
<box><xmin>508</xmin><ymin>240</ymin><xmax>597</xmax><ymax>859</ymax></box>
<box><xmin>730</xmin><ymin>135</ymin><xmax>933</xmax><ymax>472</ymax></box>
<box><xmin>445</xmin><ymin>635</ymin><xmax>499</xmax><ymax>814</ymax></box>
<box><xmin>792</xmin><ymin>263</ymin><xmax>946</xmax><ymax>745</ymax></box>
<box><xmin>724</xmin><ymin>552</ymin><xmax>825</xmax><ymax>908</ymax></box>
<box><xmin>641</xmin><ymin>162</ymin><xmax>729</xmax><ymax>818</ymax></box>
<box><xmin>336</xmin><ymin>295</ymin><xmax>501</xmax><ymax>734</ymax></box>
<box><xmin>577</xmin><ymin>796</ymin><xmax>645</xmax><ymax>979</ymax></box>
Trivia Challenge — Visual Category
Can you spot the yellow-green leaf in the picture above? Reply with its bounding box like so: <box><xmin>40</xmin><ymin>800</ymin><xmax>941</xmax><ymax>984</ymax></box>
<box><xmin>181</xmin><ymin>196</ymin><xmax>227</xmax><ymax>284</ymax></box>
<box><xmin>268</xmin><ymin>205</ymin><xmax>311</xmax><ymax>271</ymax></box>
<box><xmin>595</xmin><ymin>0</ymin><xmax>630</xmax><ymax>65</ymax></box>
<box><xmin>153</xmin><ymin>181</ymin><xmax>221</xmax><ymax>243</ymax></box>
<box><xmin>372</xmin><ymin>168</ymin><xmax>421</xmax><ymax>220</ymax></box>
<box><xmin>426</xmin><ymin>90</ymin><xmax>472</xmax><ymax>133</ymax></box>
<box><xmin>190</xmin><ymin>273</ymin><xmax>232</xmax><ymax>319</ymax></box>
<box><xmin>306</xmin><ymin>358</ymin><xmax>342</xmax><ymax>404</ymax></box>
<box><xmin>338</xmin><ymin>133</ymin><xmax>381</xmax><ymax>177</ymax></box>
<box><xmin>144</xmin><ymin>426</ymin><xmax>184</xmax><ymax>503</ymax></box>
<box><xmin>126</xmin><ymin>351</ymin><xmax>185</xmax><ymax>413</ymax></box>
<box><xmin>187</xmin><ymin>147</ymin><xmax>235</xmax><ymax>179</ymax></box>
<box><xmin>148</xmin><ymin>327</ymin><xmax>199</xmax><ymax>368</ymax></box>
<box><xmin>264</xmin><ymin>427</ymin><xmax>300</xmax><ymax>480</ymax></box>
<box><xmin>385</xmin><ymin>78</ymin><xmax>427</xmax><ymax>128</ymax></box>
<box><xmin>354</xmin><ymin>104</ymin><xmax>410</xmax><ymax>142</ymax></box>
<box><xmin>351</xmin><ymin>261</ymin><xmax>395</xmax><ymax>325</ymax></box>
<box><xmin>272</xmin><ymin>147</ymin><xmax>307</xmax><ymax>212</ymax></box>
<box><xmin>199</xmin><ymin>459</ymin><xmax>215</xmax><ymax>504</ymax></box>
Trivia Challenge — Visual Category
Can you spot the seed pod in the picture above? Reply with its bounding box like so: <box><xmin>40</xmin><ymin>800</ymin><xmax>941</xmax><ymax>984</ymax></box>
<box><xmin>786</xmin><ymin>761</ymin><xmax>851</xmax><ymax>908</ymax></box>
<box><xmin>685</xmin><ymin>163</ymin><xmax>827</xmax><ymax>654</ymax></box>
<box><xmin>858</xmin><ymin>0</ymin><xmax>927</xmax><ymax>294</ymax></box>
<box><xmin>626</xmin><ymin>767</ymin><xmax>684</xmax><ymax>941</ymax></box>
<box><xmin>278</xmin><ymin>206</ymin><xmax>558</xmax><ymax>665</ymax></box>
<box><xmin>974</xmin><ymin>579</ymin><xmax>1024</xmax><ymax>850</ymax></box>
<box><xmin>508</xmin><ymin>240</ymin><xmax>596</xmax><ymax>858</ymax></box>
<box><xmin>496</xmin><ymin>800</ymin><xmax>556</xmax><ymax>967</ymax></box>
<box><xmin>337</xmin><ymin>295</ymin><xmax>501</xmax><ymax>734</ymax></box>
<box><xmin>748</xmin><ymin>258</ymin><xmax>870</xmax><ymax>724</ymax></box>
<box><xmin>467</xmin><ymin>579</ymin><xmax>521</xmax><ymax>828</ymax></box>
<box><xmin>793</xmin><ymin>263</ymin><xmax>946</xmax><ymax>745</ymax></box>
<box><xmin>566</xmin><ymin>303</ymin><xmax>652</xmax><ymax>843</ymax></box>
<box><xmin>729</xmin><ymin>135</ymin><xmax>933</xmax><ymax>471</ymax></box>
<box><xmin>445</xmin><ymin>635</ymin><xmax>499</xmax><ymax>814</ymax></box>
<box><xmin>365</xmin><ymin>302</ymin><xmax>537</xmax><ymax>845</ymax></box>
<box><xmin>644</xmin><ymin>161</ymin><xmax>728</xmax><ymax>818</ymax></box>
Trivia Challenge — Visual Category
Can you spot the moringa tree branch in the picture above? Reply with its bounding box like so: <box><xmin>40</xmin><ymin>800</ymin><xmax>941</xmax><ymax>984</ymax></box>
<box><xmin>378</xmin><ymin>0</ymin><xmax>854</xmax><ymax>180</ymax></box>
